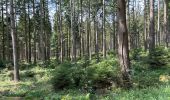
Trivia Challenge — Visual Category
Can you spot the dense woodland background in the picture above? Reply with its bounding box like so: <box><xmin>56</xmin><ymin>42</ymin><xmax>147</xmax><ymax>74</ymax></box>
<box><xmin>0</xmin><ymin>0</ymin><xmax>170</xmax><ymax>99</ymax></box>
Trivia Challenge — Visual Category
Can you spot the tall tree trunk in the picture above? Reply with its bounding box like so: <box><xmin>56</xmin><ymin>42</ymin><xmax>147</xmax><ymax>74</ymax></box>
<box><xmin>40</xmin><ymin>0</ymin><xmax>45</xmax><ymax>61</ymax></box>
<box><xmin>78</xmin><ymin>0</ymin><xmax>81</xmax><ymax>57</ymax></box>
<box><xmin>157</xmin><ymin>0</ymin><xmax>160</xmax><ymax>46</ymax></box>
<box><xmin>86</xmin><ymin>0</ymin><xmax>90</xmax><ymax>59</ymax></box>
<box><xmin>114</xmin><ymin>10</ymin><xmax>117</xmax><ymax>51</ymax></box>
<box><xmin>10</xmin><ymin>0</ymin><xmax>20</xmax><ymax>82</ymax></box>
<box><xmin>33</xmin><ymin>0</ymin><xmax>37</xmax><ymax>64</ymax></box>
<box><xmin>59</xmin><ymin>0</ymin><xmax>63</xmax><ymax>62</ymax></box>
<box><xmin>144</xmin><ymin>0</ymin><xmax>148</xmax><ymax>50</ymax></box>
<box><xmin>117</xmin><ymin>0</ymin><xmax>132</xmax><ymax>88</ymax></box>
<box><xmin>6</xmin><ymin>0</ymin><xmax>11</xmax><ymax>61</ymax></box>
<box><xmin>94</xmin><ymin>5</ymin><xmax>99</xmax><ymax>62</ymax></box>
<box><xmin>80</xmin><ymin>0</ymin><xmax>84</xmax><ymax>57</ymax></box>
<box><xmin>149</xmin><ymin>0</ymin><xmax>155</xmax><ymax>51</ymax></box>
<box><xmin>28</xmin><ymin>3</ymin><xmax>31</xmax><ymax>63</ymax></box>
<box><xmin>24</xmin><ymin>0</ymin><xmax>28</xmax><ymax>62</ymax></box>
<box><xmin>163</xmin><ymin>0</ymin><xmax>168</xmax><ymax>47</ymax></box>
<box><xmin>46</xmin><ymin>4</ymin><xmax>51</xmax><ymax>62</ymax></box>
<box><xmin>1</xmin><ymin>2</ymin><xmax>5</xmax><ymax>60</ymax></box>
<box><xmin>71</xmin><ymin>0</ymin><xmax>76</xmax><ymax>61</ymax></box>
<box><xmin>102</xmin><ymin>0</ymin><xmax>106</xmax><ymax>58</ymax></box>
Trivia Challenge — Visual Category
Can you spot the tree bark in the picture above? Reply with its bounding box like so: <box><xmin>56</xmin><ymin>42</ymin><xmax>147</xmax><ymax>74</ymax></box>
<box><xmin>70</xmin><ymin>0</ymin><xmax>76</xmax><ymax>61</ymax></box>
<box><xmin>1</xmin><ymin>2</ymin><xmax>5</xmax><ymax>60</ymax></box>
<box><xmin>40</xmin><ymin>0</ymin><xmax>45</xmax><ymax>61</ymax></box>
<box><xmin>28</xmin><ymin>3</ymin><xmax>31</xmax><ymax>63</ymax></box>
<box><xmin>149</xmin><ymin>0</ymin><xmax>155</xmax><ymax>52</ymax></box>
<box><xmin>59</xmin><ymin>0</ymin><xmax>63</xmax><ymax>62</ymax></box>
<box><xmin>102</xmin><ymin>0</ymin><xmax>106</xmax><ymax>58</ymax></box>
<box><xmin>10</xmin><ymin>0</ymin><xmax>20</xmax><ymax>82</ymax></box>
<box><xmin>117</xmin><ymin>0</ymin><xmax>132</xmax><ymax>88</ymax></box>
<box><xmin>144</xmin><ymin>0</ymin><xmax>148</xmax><ymax>50</ymax></box>
<box><xmin>33</xmin><ymin>0</ymin><xmax>37</xmax><ymax>64</ymax></box>
<box><xmin>86</xmin><ymin>0</ymin><xmax>90</xmax><ymax>59</ymax></box>
<box><xmin>163</xmin><ymin>0</ymin><xmax>168</xmax><ymax>47</ymax></box>
<box><xmin>157</xmin><ymin>0</ymin><xmax>160</xmax><ymax>46</ymax></box>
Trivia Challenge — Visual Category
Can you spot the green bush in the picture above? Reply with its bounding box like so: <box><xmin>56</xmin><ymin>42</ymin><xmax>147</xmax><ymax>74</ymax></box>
<box><xmin>24</xmin><ymin>71</ymin><xmax>35</xmax><ymax>78</ymax></box>
<box><xmin>0</xmin><ymin>60</ymin><xmax>12</xmax><ymax>69</ymax></box>
<box><xmin>51</xmin><ymin>62</ymin><xmax>75</xmax><ymax>91</ymax></box>
<box><xmin>51</xmin><ymin>58</ymin><xmax>119</xmax><ymax>92</ymax></box>
<box><xmin>130</xmin><ymin>48</ymin><xmax>147</xmax><ymax>61</ymax></box>
<box><xmin>148</xmin><ymin>47</ymin><xmax>170</xmax><ymax>68</ymax></box>
<box><xmin>0</xmin><ymin>60</ymin><xmax>5</xmax><ymax>68</ymax></box>
<box><xmin>86</xmin><ymin>59</ymin><xmax>119</xmax><ymax>90</ymax></box>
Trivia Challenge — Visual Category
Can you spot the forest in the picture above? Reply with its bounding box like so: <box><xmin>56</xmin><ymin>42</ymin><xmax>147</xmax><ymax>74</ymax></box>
<box><xmin>0</xmin><ymin>0</ymin><xmax>170</xmax><ymax>99</ymax></box>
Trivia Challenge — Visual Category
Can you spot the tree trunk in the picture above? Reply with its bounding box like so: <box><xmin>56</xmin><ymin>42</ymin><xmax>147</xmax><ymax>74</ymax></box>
<box><xmin>40</xmin><ymin>0</ymin><xmax>45</xmax><ymax>61</ymax></box>
<box><xmin>80</xmin><ymin>0</ymin><xmax>84</xmax><ymax>57</ymax></box>
<box><xmin>1</xmin><ymin>2</ymin><xmax>5</xmax><ymax>60</ymax></box>
<box><xmin>33</xmin><ymin>0</ymin><xmax>37</xmax><ymax>64</ymax></box>
<box><xmin>28</xmin><ymin>3</ymin><xmax>31</xmax><ymax>63</ymax></box>
<box><xmin>24</xmin><ymin>0</ymin><xmax>28</xmax><ymax>62</ymax></box>
<box><xmin>163</xmin><ymin>0</ymin><xmax>168</xmax><ymax>47</ymax></box>
<box><xmin>10</xmin><ymin>0</ymin><xmax>20</xmax><ymax>82</ymax></box>
<box><xmin>144</xmin><ymin>0</ymin><xmax>148</xmax><ymax>50</ymax></box>
<box><xmin>102</xmin><ymin>0</ymin><xmax>106</xmax><ymax>58</ymax></box>
<box><xmin>94</xmin><ymin>6</ymin><xmax>99</xmax><ymax>62</ymax></box>
<box><xmin>157</xmin><ymin>0</ymin><xmax>160</xmax><ymax>46</ymax></box>
<box><xmin>117</xmin><ymin>0</ymin><xmax>132</xmax><ymax>88</ymax></box>
<box><xmin>59</xmin><ymin>0</ymin><xmax>63</xmax><ymax>62</ymax></box>
<box><xmin>71</xmin><ymin>0</ymin><xmax>76</xmax><ymax>61</ymax></box>
<box><xmin>149</xmin><ymin>0</ymin><xmax>155</xmax><ymax>52</ymax></box>
<box><xmin>6</xmin><ymin>0</ymin><xmax>11</xmax><ymax>61</ymax></box>
<box><xmin>86</xmin><ymin>0</ymin><xmax>90</xmax><ymax>59</ymax></box>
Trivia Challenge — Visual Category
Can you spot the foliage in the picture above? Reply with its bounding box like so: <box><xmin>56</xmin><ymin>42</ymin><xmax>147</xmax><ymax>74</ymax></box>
<box><xmin>51</xmin><ymin>62</ymin><xmax>75</xmax><ymax>90</ymax></box>
<box><xmin>86</xmin><ymin>58</ymin><xmax>119</xmax><ymax>90</ymax></box>
<box><xmin>0</xmin><ymin>60</ymin><xmax>5</xmax><ymax>68</ymax></box>
<box><xmin>51</xmin><ymin>58</ymin><xmax>119</xmax><ymax>91</ymax></box>
<box><xmin>148</xmin><ymin>47</ymin><xmax>170</xmax><ymax>68</ymax></box>
<box><xmin>0</xmin><ymin>60</ymin><xmax>13</xmax><ymax>69</ymax></box>
<box><xmin>130</xmin><ymin>48</ymin><xmax>148</xmax><ymax>61</ymax></box>
<box><xmin>1</xmin><ymin>58</ymin><xmax>170</xmax><ymax>99</ymax></box>
<box><xmin>1</xmin><ymin>51</ymin><xmax>170</xmax><ymax>99</ymax></box>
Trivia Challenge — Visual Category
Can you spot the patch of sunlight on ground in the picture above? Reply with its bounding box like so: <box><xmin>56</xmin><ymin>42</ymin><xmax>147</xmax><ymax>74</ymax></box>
<box><xmin>159</xmin><ymin>75</ymin><xmax>170</xmax><ymax>82</ymax></box>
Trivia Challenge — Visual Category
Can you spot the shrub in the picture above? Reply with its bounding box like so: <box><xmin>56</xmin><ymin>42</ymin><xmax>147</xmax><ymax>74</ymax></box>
<box><xmin>51</xmin><ymin>58</ymin><xmax>120</xmax><ymax>92</ymax></box>
<box><xmin>0</xmin><ymin>60</ymin><xmax>12</xmax><ymax>69</ymax></box>
<box><xmin>148</xmin><ymin>47</ymin><xmax>170</xmax><ymax>68</ymax></box>
<box><xmin>130</xmin><ymin>48</ymin><xmax>147</xmax><ymax>61</ymax></box>
<box><xmin>51</xmin><ymin>62</ymin><xmax>75</xmax><ymax>91</ymax></box>
<box><xmin>86</xmin><ymin>59</ymin><xmax>119</xmax><ymax>90</ymax></box>
<box><xmin>24</xmin><ymin>71</ymin><xmax>35</xmax><ymax>78</ymax></box>
<box><xmin>0</xmin><ymin>60</ymin><xmax>5</xmax><ymax>68</ymax></box>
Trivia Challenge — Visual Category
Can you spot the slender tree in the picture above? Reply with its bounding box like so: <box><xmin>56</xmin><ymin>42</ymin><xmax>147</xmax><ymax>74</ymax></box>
<box><xmin>157</xmin><ymin>0</ymin><xmax>160</xmax><ymax>46</ymax></box>
<box><xmin>163</xmin><ymin>0</ymin><xmax>168</xmax><ymax>47</ymax></box>
<box><xmin>102</xmin><ymin>0</ymin><xmax>106</xmax><ymax>58</ymax></box>
<box><xmin>59</xmin><ymin>0</ymin><xmax>63</xmax><ymax>62</ymax></box>
<box><xmin>40</xmin><ymin>0</ymin><xmax>45</xmax><ymax>61</ymax></box>
<box><xmin>10</xmin><ymin>0</ymin><xmax>20</xmax><ymax>82</ymax></box>
<box><xmin>71</xmin><ymin>0</ymin><xmax>76</xmax><ymax>61</ymax></box>
<box><xmin>1</xmin><ymin>1</ymin><xmax>5</xmax><ymax>60</ymax></box>
<box><xmin>27</xmin><ymin>2</ymin><xmax>31</xmax><ymax>63</ymax></box>
<box><xmin>86</xmin><ymin>0</ymin><xmax>91</xmax><ymax>59</ymax></box>
<box><xmin>149</xmin><ymin>0</ymin><xmax>155</xmax><ymax>51</ymax></box>
<box><xmin>33</xmin><ymin>0</ymin><xmax>37</xmax><ymax>64</ymax></box>
<box><xmin>144</xmin><ymin>0</ymin><xmax>148</xmax><ymax>50</ymax></box>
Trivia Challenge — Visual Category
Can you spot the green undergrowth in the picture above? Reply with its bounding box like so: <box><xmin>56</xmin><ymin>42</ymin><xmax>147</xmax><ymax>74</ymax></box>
<box><xmin>0</xmin><ymin>49</ymin><xmax>170</xmax><ymax>99</ymax></box>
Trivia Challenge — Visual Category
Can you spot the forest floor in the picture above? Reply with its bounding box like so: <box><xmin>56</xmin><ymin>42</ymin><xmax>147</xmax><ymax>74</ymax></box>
<box><xmin>0</xmin><ymin>58</ymin><xmax>170</xmax><ymax>100</ymax></box>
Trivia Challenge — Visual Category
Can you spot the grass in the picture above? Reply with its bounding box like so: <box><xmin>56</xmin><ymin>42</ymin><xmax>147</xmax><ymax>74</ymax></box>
<box><xmin>1</xmin><ymin>58</ymin><xmax>170</xmax><ymax>99</ymax></box>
